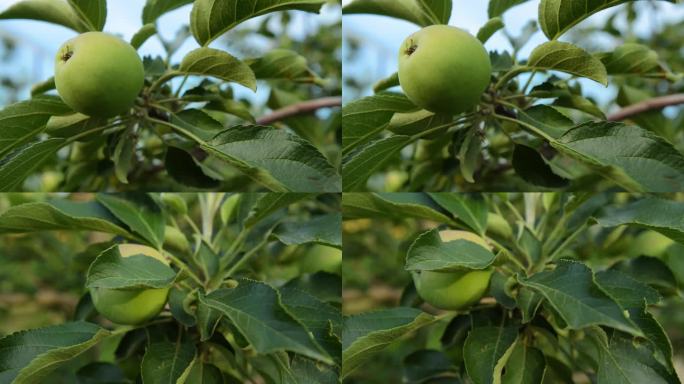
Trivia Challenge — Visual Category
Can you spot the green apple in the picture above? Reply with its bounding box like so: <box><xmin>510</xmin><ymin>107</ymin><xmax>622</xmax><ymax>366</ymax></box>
<box><xmin>398</xmin><ymin>25</ymin><xmax>491</xmax><ymax>115</ymax></box>
<box><xmin>415</xmin><ymin>230</ymin><xmax>493</xmax><ymax>310</ymax></box>
<box><xmin>301</xmin><ymin>244</ymin><xmax>342</xmax><ymax>274</ymax></box>
<box><xmin>55</xmin><ymin>32</ymin><xmax>144</xmax><ymax>117</ymax></box>
<box><xmin>90</xmin><ymin>244</ymin><xmax>170</xmax><ymax>325</ymax></box>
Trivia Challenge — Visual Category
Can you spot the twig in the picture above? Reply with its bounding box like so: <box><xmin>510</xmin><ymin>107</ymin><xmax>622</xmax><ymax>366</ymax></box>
<box><xmin>607</xmin><ymin>93</ymin><xmax>684</xmax><ymax>121</ymax></box>
<box><xmin>256</xmin><ymin>96</ymin><xmax>342</xmax><ymax>125</ymax></box>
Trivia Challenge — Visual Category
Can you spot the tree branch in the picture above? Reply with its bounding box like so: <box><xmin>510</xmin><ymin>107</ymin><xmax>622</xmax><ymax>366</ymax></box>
<box><xmin>256</xmin><ymin>96</ymin><xmax>342</xmax><ymax>125</ymax></box>
<box><xmin>607</xmin><ymin>93</ymin><xmax>684</xmax><ymax>121</ymax></box>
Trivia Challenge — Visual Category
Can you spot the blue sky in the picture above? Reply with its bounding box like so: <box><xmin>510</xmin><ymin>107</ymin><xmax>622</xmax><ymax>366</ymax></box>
<box><xmin>0</xmin><ymin>0</ymin><xmax>341</xmax><ymax>103</ymax></box>
<box><xmin>342</xmin><ymin>0</ymin><xmax>684</xmax><ymax>108</ymax></box>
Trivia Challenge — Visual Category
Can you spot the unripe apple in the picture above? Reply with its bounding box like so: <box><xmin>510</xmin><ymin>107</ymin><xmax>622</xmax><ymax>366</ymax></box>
<box><xmin>415</xmin><ymin>230</ymin><xmax>493</xmax><ymax>310</ymax></box>
<box><xmin>398</xmin><ymin>25</ymin><xmax>491</xmax><ymax>115</ymax></box>
<box><xmin>90</xmin><ymin>244</ymin><xmax>170</xmax><ymax>325</ymax></box>
<box><xmin>55</xmin><ymin>32</ymin><xmax>144</xmax><ymax>117</ymax></box>
<box><xmin>301</xmin><ymin>244</ymin><xmax>342</xmax><ymax>274</ymax></box>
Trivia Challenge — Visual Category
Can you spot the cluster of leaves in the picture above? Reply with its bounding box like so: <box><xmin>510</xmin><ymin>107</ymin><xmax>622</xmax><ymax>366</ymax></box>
<box><xmin>341</xmin><ymin>0</ymin><xmax>684</xmax><ymax>192</ymax></box>
<box><xmin>0</xmin><ymin>0</ymin><xmax>342</xmax><ymax>192</ymax></box>
<box><xmin>342</xmin><ymin>192</ymin><xmax>684</xmax><ymax>383</ymax></box>
<box><xmin>0</xmin><ymin>192</ymin><xmax>342</xmax><ymax>383</ymax></box>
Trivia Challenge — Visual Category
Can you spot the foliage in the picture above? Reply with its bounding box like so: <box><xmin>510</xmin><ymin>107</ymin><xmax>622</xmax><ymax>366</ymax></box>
<box><xmin>0</xmin><ymin>192</ymin><xmax>342</xmax><ymax>383</ymax></box>
<box><xmin>342</xmin><ymin>192</ymin><xmax>684</xmax><ymax>383</ymax></box>
<box><xmin>341</xmin><ymin>0</ymin><xmax>684</xmax><ymax>192</ymax></box>
<box><xmin>0</xmin><ymin>0</ymin><xmax>342</xmax><ymax>192</ymax></box>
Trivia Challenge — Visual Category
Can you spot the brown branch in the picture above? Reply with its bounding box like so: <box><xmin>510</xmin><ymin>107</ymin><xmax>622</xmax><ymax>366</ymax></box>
<box><xmin>607</xmin><ymin>93</ymin><xmax>684</xmax><ymax>121</ymax></box>
<box><xmin>256</xmin><ymin>96</ymin><xmax>342</xmax><ymax>125</ymax></box>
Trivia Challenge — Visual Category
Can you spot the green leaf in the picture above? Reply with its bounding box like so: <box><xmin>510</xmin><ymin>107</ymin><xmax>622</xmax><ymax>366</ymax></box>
<box><xmin>477</xmin><ymin>17</ymin><xmax>504</xmax><ymax>43</ymax></box>
<box><xmin>0</xmin><ymin>199</ymin><xmax>131</xmax><ymax>236</ymax></box>
<box><xmin>372</xmin><ymin>72</ymin><xmax>400</xmax><ymax>93</ymax></box>
<box><xmin>86</xmin><ymin>245</ymin><xmax>176</xmax><ymax>289</ymax></box>
<box><xmin>342</xmin><ymin>307</ymin><xmax>435</xmax><ymax>379</ymax></box>
<box><xmin>342</xmin><ymin>192</ymin><xmax>455</xmax><ymax>224</ymax></box>
<box><xmin>598</xmin><ymin>43</ymin><xmax>666</xmax><ymax>76</ymax></box>
<box><xmin>406</xmin><ymin>228</ymin><xmax>496</xmax><ymax>271</ymax></box>
<box><xmin>274</xmin><ymin>213</ymin><xmax>342</xmax><ymax>248</ymax></box>
<box><xmin>342</xmin><ymin>92</ymin><xmax>415</xmax><ymax>151</ymax></box>
<box><xmin>552</xmin><ymin>122</ymin><xmax>684</xmax><ymax>192</ymax></box>
<box><xmin>0</xmin><ymin>95</ymin><xmax>72</xmax><ymax>158</ymax></box>
<box><xmin>403</xmin><ymin>350</ymin><xmax>456</xmax><ymax>383</ymax></box>
<box><xmin>0</xmin><ymin>139</ymin><xmax>65</xmax><ymax>191</ymax></box>
<box><xmin>343</xmin><ymin>0</ymin><xmax>434</xmax><ymax>27</ymax></box>
<box><xmin>416</xmin><ymin>0</ymin><xmax>452</xmax><ymax>24</ymax></box>
<box><xmin>610</xmin><ymin>256</ymin><xmax>679</xmax><ymax>296</ymax></box>
<box><xmin>488</xmin><ymin>0</ymin><xmax>531</xmax><ymax>17</ymax></box>
<box><xmin>243</xmin><ymin>193</ymin><xmax>311</xmax><ymax>228</ymax></box>
<box><xmin>501</xmin><ymin>343</ymin><xmax>546</xmax><ymax>384</ymax></box>
<box><xmin>67</xmin><ymin>0</ymin><xmax>106</xmax><ymax>31</ymax></box>
<box><xmin>30</xmin><ymin>77</ymin><xmax>56</xmax><ymax>96</ymax></box>
<box><xmin>539</xmin><ymin>0</ymin><xmax>673</xmax><ymax>40</ymax></box>
<box><xmin>595</xmin><ymin>198</ymin><xmax>684</xmax><ymax>243</ymax></box>
<box><xmin>248</xmin><ymin>49</ymin><xmax>319</xmax><ymax>83</ymax></box>
<box><xmin>141</xmin><ymin>341</ymin><xmax>196</xmax><ymax>384</ymax></box>
<box><xmin>0</xmin><ymin>0</ymin><xmax>86</xmax><ymax>32</ymax></box>
<box><xmin>279</xmin><ymin>287</ymin><xmax>342</xmax><ymax>365</ymax></box>
<box><xmin>517</xmin><ymin>104</ymin><xmax>574</xmax><ymax>139</ymax></box>
<box><xmin>201</xmin><ymin>279</ymin><xmax>333</xmax><ymax>364</ymax></box>
<box><xmin>463</xmin><ymin>326</ymin><xmax>518</xmax><ymax>384</ymax></box>
<box><xmin>111</xmin><ymin>130</ymin><xmax>135</xmax><ymax>184</ymax></box>
<box><xmin>283</xmin><ymin>272</ymin><xmax>342</xmax><ymax>305</ymax></box>
<box><xmin>428</xmin><ymin>193</ymin><xmax>488</xmax><ymax>235</ymax></box>
<box><xmin>343</xmin><ymin>136</ymin><xmax>411</xmax><ymax>191</ymax></box>
<box><xmin>179</xmin><ymin>47</ymin><xmax>257</xmax><ymax>91</ymax></box>
<box><xmin>190</xmin><ymin>0</ymin><xmax>326</xmax><ymax>46</ymax></box>
<box><xmin>387</xmin><ymin>109</ymin><xmax>452</xmax><ymax>137</ymax></box>
<box><xmin>458</xmin><ymin>127</ymin><xmax>482</xmax><ymax>183</ymax></box>
<box><xmin>164</xmin><ymin>146</ymin><xmax>221</xmax><ymax>189</ymax></box>
<box><xmin>512</xmin><ymin>144</ymin><xmax>569</xmax><ymax>188</ymax></box>
<box><xmin>594</xmin><ymin>331</ymin><xmax>678</xmax><ymax>384</ymax></box>
<box><xmin>142</xmin><ymin>0</ymin><xmax>193</xmax><ymax>24</ymax></box>
<box><xmin>203</xmin><ymin>127</ymin><xmax>341</xmax><ymax>192</ymax></box>
<box><xmin>527</xmin><ymin>41</ymin><xmax>608</xmax><ymax>86</ymax></box>
<box><xmin>96</xmin><ymin>194</ymin><xmax>166</xmax><ymax>249</ymax></box>
<box><xmin>594</xmin><ymin>269</ymin><xmax>661</xmax><ymax>308</ymax></box>
<box><xmin>131</xmin><ymin>23</ymin><xmax>157</xmax><ymax>49</ymax></box>
<box><xmin>0</xmin><ymin>322</ymin><xmax>110</xmax><ymax>384</ymax></box>
<box><xmin>519</xmin><ymin>260</ymin><xmax>642</xmax><ymax>336</ymax></box>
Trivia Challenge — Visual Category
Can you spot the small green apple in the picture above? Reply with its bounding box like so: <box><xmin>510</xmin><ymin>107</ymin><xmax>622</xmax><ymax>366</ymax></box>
<box><xmin>301</xmin><ymin>244</ymin><xmax>342</xmax><ymax>274</ymax></box>
<box><xmin>415</xmin><ymin>230</ymin><xmax>493</xmax><ymax>310</ymax></box>
<box><xmin>90</xmin><ymin>244</ymin><xmax>170</xmax><ymax>325</ymax></box>
<box><xmin>55</xmin><ymin>32</ymin><xmax>144</xmax><ymax>117</ymax></box>
<box><xmin>398</xmin><ymin>25</ymin><xmax>491</xmax><ymax>115</ymax></box>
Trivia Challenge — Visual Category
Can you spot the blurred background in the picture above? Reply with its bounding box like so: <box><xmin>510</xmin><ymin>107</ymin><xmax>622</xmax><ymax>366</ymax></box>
<box><xmin>0</xmin><ymin>0</ymin><xmax>342</xmax><ymax>107</ymax></box>
<box><xmin>342</xmin><ymin>0</ymin><xmax>684</xmax><ymax>113</ymax></box>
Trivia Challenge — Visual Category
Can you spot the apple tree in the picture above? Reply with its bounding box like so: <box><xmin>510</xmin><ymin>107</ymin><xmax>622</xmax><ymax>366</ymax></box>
<box><xmin>342</xmin><ymin>192</ymin><xmax>684</xmax><ymax>383</ymax></box>
<box><xmin>341</xmin><ymin>0</ymin><xmax>684</xmax><ymax>192</ymax></box>
<box><xmin>0</xmin><ymin>193</ymin><xmax>342</xmax><ymax>383</ymax></box>
<box><xmin>0</xmin><ymin>0</ymin><xmax>342</xmax><ymax>192</ymax></box>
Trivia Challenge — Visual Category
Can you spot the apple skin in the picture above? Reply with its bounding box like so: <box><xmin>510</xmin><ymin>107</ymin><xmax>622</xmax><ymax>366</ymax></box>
<box><xmin>301</xmin><ymin>245</ymin><xmax>342</xmax><ymax>274</ymax></box>
<box><xmin>398</xmin><ymin>25</ymin><xmax>491</xmax><ymax>115</ymax></box>
<box><xmin>90</xmin><ymin>244</ymin><xmax>170</xmax><ymax>325</ymax></box>
<box><xmin>415</xmin><ymin>230</ymin><xmax>493</xmax><ymax>310</ymax></box>
<box><xmin>55</xmin><ymin>32</ymin><xmax>144</xmax><ymax>117</ymax></box>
